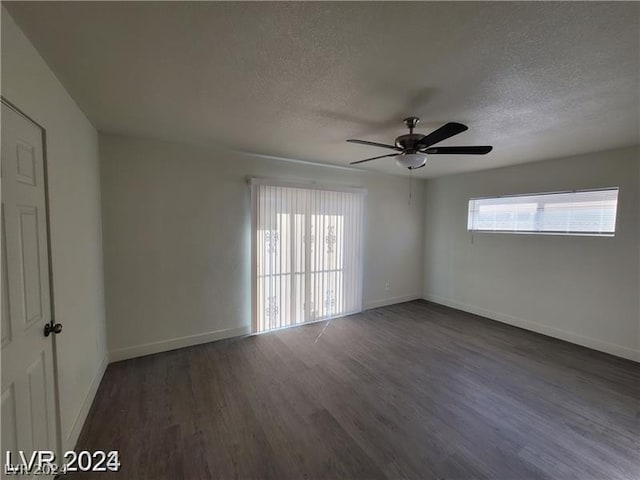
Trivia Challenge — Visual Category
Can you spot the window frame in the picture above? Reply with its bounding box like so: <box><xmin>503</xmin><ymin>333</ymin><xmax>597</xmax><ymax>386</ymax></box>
<box><xmin>467</xmin><ymin>187</ymin><xmax>619</xmax><ymax>237</ymax></box>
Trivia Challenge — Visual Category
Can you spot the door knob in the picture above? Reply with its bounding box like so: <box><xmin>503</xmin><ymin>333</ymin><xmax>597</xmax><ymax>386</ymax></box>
<box><xmin>44</xmin><ymin>322</ymin><xmax>62</xmax><ymax>337</ymax></box>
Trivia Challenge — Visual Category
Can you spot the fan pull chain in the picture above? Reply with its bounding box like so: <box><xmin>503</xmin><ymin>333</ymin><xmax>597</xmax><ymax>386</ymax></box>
<box><xmin>408</xmin><ymin>168</ymin><xmax>412</xmax><ymax>205</ymax></box>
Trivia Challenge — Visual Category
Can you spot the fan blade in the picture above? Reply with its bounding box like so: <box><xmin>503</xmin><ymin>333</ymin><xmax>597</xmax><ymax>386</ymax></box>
<box><xmin>423</xmin><ymin>146</ymin><xmax>493</xmax><ymax>155</ymax></box>
<box><xmin>349</xmin><ymin>153</ymin><xmax>399</xmax><ymax>165</ymax></box>
<box><xmin>347</xmin><ymin>139</ymin><xmax>402</xmax><ymax>151</ymax></box>
<box><xmin>417</xmin><ymin>122</ymin><xmax>468</xmax><ymax>148</ymax></box>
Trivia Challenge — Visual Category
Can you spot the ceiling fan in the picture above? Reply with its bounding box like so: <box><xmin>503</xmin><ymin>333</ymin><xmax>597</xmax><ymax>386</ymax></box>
<box><xmin>347</xmin><ymin>117</ymin><xmax>492</xmax><ymax>170</ymax></box>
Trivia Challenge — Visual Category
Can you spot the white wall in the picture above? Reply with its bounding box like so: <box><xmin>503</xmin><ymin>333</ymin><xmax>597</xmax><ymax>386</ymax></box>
<box><xmin>1</xmin><ymin>8</ymin><xmax>108</xmax><ymax>449</ymax></box>
<box><xmin>100</xmin><ymin>134</ymin><xmax>425</xmax><ymax>361</ymax></box>
<box><xmin>423</xmin><ymin>146</ymin><xmax>640</xmax><ymax>361</ymax></box>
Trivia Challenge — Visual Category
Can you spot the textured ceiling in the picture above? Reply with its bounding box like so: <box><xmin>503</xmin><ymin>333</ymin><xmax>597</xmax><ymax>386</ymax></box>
<box><xmin>5</xmin><ymin>2</ymin><xmax>639</xmax><ymax>178</ymax></box>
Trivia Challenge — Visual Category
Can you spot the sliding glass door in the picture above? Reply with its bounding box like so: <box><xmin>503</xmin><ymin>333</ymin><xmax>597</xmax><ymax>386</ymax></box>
<box><xmin>252</xmin><ymin>181</ymin><xmax>365</xmax><ymax>333</ymax></box>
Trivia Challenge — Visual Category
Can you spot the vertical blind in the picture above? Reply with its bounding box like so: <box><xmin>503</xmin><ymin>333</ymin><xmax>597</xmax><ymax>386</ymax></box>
<box><xmin>251</xmin><ymin>180</ymin><xmax>365</xmax><ymax>333</ymax></box>
<box><xmin>467</xmin><ymin>187</ymin><xmax>619</xmax><ymax>236</ymax></box>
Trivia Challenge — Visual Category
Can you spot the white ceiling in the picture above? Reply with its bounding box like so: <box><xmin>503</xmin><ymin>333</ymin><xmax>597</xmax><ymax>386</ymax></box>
<box><xmin>6</xmin><ymin>2</ymin><xmax>639</xmax><ymax>178</ymax></box>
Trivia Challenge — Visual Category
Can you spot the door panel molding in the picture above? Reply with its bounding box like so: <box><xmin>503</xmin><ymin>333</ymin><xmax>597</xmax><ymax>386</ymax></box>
<box><xmin>2</xmin><ymin>205</ymin><xmax>12</xmax><ymax>347</ymax></box>
<box><xmin>18</xmin><ymin>205</ymin><xmax>43</xmax><ymax>327</ymax></box>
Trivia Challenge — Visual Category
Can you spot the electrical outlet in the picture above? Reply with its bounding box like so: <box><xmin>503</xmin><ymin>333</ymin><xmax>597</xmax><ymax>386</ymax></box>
<box><xmin>384</xmin><ymin>282</ymin><xmax>390</xmax><ymax>292</ymax></box>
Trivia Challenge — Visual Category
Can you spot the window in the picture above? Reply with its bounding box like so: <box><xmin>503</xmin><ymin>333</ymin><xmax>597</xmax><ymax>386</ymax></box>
<box><xmin>251</xmin><ymin>180</ymin><xmax>365</xmax><ymax>333</ymax></box>
<box><xmin>467</xmin><ymin>188</ymin><xmax>619</xmax><ymax>236</ymax></box>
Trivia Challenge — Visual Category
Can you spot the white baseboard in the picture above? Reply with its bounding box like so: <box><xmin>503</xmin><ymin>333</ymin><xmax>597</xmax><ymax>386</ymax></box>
<box><xmin>65</xmin><ymin>354</ymin><xmax>108</xmax><ymax>450</ymax></box>
<box><xmin>423</xmin><ymin>294</ymin><xmax>639</xmax><ymax>362</ymax></box>
<box><xmin>365</xmin><ymin>294</ymin><xmax>422</xmax><ymax>310</ymax></box>
<box><xmin>108</xmin><ymin>326</ymin><xmax>251</xmax><ymax>363</ymax></box>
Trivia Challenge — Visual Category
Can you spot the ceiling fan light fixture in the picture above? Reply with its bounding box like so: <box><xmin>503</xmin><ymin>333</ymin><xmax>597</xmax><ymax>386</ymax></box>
<box><xmin>347</xmin><ymin>118</ymin><xmax>492</xmax><ymax>168</ymax></box>
<box><xmin>396</xmin><ymin>153</ymin><xmax>427</xmax><ymax>169</ymax></box>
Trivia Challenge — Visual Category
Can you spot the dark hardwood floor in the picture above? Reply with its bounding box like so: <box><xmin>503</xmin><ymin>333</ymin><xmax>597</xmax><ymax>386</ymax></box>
<box><xmin>74</xmin><ymin>300</ymin><xmax>640</xmax><ymax>479</ymax></box>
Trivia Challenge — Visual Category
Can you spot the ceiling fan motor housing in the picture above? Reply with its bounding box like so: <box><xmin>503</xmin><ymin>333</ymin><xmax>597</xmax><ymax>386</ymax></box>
<box><xmin>395</xmin><ymin>133</ymin><xmax>425</xmax><ymax>151</ymax></box>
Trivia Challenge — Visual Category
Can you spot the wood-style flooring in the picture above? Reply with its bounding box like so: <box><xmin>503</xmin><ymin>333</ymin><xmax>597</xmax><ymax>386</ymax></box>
<box><xmin>74</xmin><ymin>300</ymin><xmax>640</xmax><ymax>479</ymax></box>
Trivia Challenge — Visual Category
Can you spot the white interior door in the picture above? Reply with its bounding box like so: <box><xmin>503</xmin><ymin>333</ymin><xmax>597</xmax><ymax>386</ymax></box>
<box><xmin>1</xmin><ymin>102</ymin><xmax>58</xmax><ymax>477</ymax></box>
